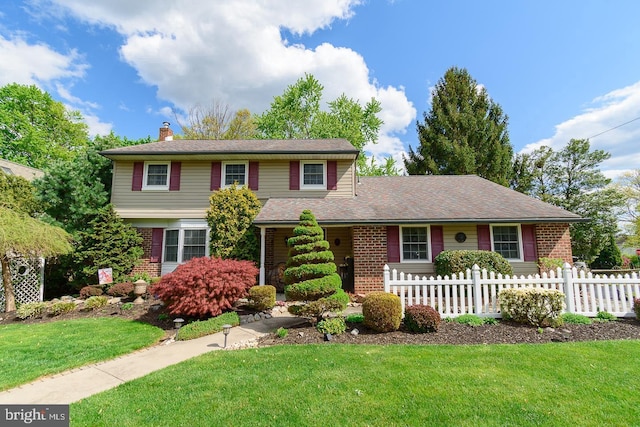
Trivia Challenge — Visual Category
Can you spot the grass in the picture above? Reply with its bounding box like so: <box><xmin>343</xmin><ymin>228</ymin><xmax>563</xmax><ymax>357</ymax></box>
<box><xmin>71</xmin><ymin>341</ymin><xmax>640</xmax><ymax>426</ymax></box>
<box><xmin>0</xmin><ymin>318</ymin><xmax>164</xmax><ymax>391</ymax></box>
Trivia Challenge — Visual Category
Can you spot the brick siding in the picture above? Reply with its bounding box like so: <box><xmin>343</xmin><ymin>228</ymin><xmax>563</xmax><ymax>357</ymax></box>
<box><xmin>352</xmin><ymin>225</ymin><xmax>387</xmax><ymax>293</ymax></box>
<box><xmin>131</xmin><ymin>228</ymin><xmax>161</xmax><ymax>277</ymax></box>
<box><xmin>535</xmin><ymin>223</ymin><xmax>573</xmax><ymax>265</ymax></box>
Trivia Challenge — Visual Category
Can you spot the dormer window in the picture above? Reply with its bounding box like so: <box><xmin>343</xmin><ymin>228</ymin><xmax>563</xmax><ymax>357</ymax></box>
<box><xmin>301</xmin><ymin>161</ymin><xmax>326</xmax><ymax>190</ymax></box>
<box><xmin>143</xmin><ymin>162</ymin><xmax>170</xmax><ymax>190</ymax></box>
<box><xmin>223</xmin><ymin>162</ymin><xmax>248</xmax><ymax>187</ymax></box>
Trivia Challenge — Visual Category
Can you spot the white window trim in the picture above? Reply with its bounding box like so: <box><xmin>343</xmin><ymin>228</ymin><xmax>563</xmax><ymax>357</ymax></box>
<box><xmin>400</xmin><ymin>225</ymin><xmax>432</xmax><ymax>263</ymax></box>
<box><xmin>142</xmin><ymin>161</ymin><xmax>171</xmax><ymax>191</ymax></box>
<box><xmin>163</xmin><ymin>226</ymin><xmax>209</xmax><ymax>264</ymax></box>
<box><xmin>300</xmin><ymin>160</ymin><xmax>327</xmax><ymax>190</ymax></box>
<box><xmin>490</xmin><ymin>223</ymin><xmax>524</xmax><ymax>262</ymax></box>
<box><xmin>222</xmin><ymin>161</ymin><xmax>248</xmax><ymax>188</ymax></box>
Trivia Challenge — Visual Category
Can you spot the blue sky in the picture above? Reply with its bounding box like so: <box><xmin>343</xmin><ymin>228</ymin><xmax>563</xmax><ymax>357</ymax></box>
<box><xmin>1</xmin><ymin>0</ymin><xmax>639</xmax><ymax>178</ymax></box>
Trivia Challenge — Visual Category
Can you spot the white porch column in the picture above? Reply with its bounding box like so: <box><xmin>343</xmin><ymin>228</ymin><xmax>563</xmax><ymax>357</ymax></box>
<box><xmin>259</xmin><ymin>226</ymin><xmax>266</xmax><ymax>285</ymax></box>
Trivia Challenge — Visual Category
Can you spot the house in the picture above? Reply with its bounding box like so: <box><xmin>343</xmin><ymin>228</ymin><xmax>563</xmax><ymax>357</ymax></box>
<box><xmin>100</xmin><ymin>124</ymin><xmax>583</xmax><ymax>294</ymax></box>
<box><xmin>0</xmin><ymin>158</ymin><xmax>44</xmax><ymax>181</ymax></box>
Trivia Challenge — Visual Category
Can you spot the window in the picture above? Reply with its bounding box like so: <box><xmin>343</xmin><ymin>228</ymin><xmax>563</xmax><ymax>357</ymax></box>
<box><xmin>401</xmin><ymin>226</ymin><xmax>429</xmax><ymax>261</ymax></box>
<box><xmin>143</xmin><ymin>162</ymin><xmax>170</xmax><ymax>190</ymax></box>
<box><xmin>301</xmin><ymin>161</ymin><xmax>326</xmax><ymax>189</ymax></box>
<box><xmin>223</xmin><ymin>162</ymin><xmax>247</xmax><ymax>187</ymax></box>
<box><xmin>164</xmin><ymin>230</ymin><xmax>179</xmax><ymax>262</ymax></box>
<box><xmin>183</xmin><ymin>229</ymin><xmax>206</xmax><ymax>261</ymax></box>
<box><xmin>163</xmin><ymin>228</ymin><xmax>207</xmax><ymax>263</ymax></box>
<box><xmin>492</xmin><ymin>225</ymin><xmax>521</xmax><ymax>260</ymax></box>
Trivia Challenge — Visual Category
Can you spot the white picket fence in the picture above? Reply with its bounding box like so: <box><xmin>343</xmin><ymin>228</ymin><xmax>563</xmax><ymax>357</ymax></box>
<box><xmin>383</xmin><ymin>263</ymin><xmax>640</xmax><ymax>318</ymax></box>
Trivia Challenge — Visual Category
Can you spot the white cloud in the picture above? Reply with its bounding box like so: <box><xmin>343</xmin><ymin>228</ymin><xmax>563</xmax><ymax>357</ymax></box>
<box><xmin>49</xmin><ymin>0</ymin><xmax>415</xmax><ymax>156</ymax></box>
<box><xmin>0</xmin><ymin>34</ymin><xmax>86</xmax><ymax>87</ymax></box>
<box><xmin>521</xmin><ymin>81</ymin><xmax>640</xmax><ymax>180</ymax></box>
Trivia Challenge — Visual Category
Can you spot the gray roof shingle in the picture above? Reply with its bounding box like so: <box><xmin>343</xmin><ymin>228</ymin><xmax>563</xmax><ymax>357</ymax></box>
<box><xmin>100</xmin><ymin>138</ymin><xmax>359</xmax><ymax>159</ymax></box>
<box><xmin>254</xmin><ymin>175</ymin><xmax>583</xmax><ymax>225</ymax></box>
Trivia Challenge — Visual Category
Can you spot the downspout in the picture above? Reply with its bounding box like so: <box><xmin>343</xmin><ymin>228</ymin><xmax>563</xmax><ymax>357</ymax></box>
<box><xmin>259</xmin><ymin>226</ymin><xmax>266</xmax><ymax>285</ymax></box>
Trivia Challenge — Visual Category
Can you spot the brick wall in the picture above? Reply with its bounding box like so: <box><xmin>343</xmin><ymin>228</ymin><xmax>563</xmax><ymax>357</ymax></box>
<box><xmin>353</xmin><ymin>225</ymin><xmax>387</xmax><ymax>293</ymax></box>
<box><xmin>535</xmin><ymin>223</ymin><xmax>573</xmax><ymax>264</ymax></box>
<box><xmin>131</xmin><ymin>228</ymin><xmax>161</xmax><ymax>277</ymax></box>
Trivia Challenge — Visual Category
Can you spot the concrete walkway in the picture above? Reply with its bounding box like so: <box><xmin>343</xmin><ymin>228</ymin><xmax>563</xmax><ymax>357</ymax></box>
<box><xmin>0</xmin><ymin>315</ymin><xmax>306</xmax><ymax>405</ymax></box>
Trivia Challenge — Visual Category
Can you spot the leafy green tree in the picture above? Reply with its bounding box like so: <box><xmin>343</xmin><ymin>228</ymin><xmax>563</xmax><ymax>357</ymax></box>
<box><xmin>0</xmin><ymin>171</ymin><xmax>39</xmax><ymax>216</ymax></box>
<box><xmin>0</xmin><ymin>83</ymin><xmax>89</xmax><ymax>169</ymax></box>
<box><xmin>176</xmin><ymin>101</ymin><xmax>256</xmax><ymax>139</ymax></box>
<box><xmin>255</xmin><ymin>74</ymin><xmax>397</xmax><ymax>175</ymax></box>
<box><xmin>614</xmin><ymin>169</ymin><xmax>640</xmax><ymax>248</ymax></box>
<box><xmin>404</xmin><ymin>66</ymin><xmax>513</xmax><ymax>186</ymax></box>
<box><xmin>35</xmin><ymin>132</ymin><xmax>150</xmax><ymax>235</ymax></box>
<box><xmin>284</xmin><ymin>210</ymin><xmax>348</xmax><ymax>322</ymax></box>
<box><xmin>590</xmin><ymin>234</ymin><xmax>623</xmax><ymax>269</ymax></box>
<box><xmin>515</xmin><ymin>139</ymin><xmax>625</xmax><ymax>262</ymax></box>
<box><xmin>71</xmin><ymin>205</ymin><xmax>143</xmax><ymax>286</ymax></box>
<box><xmin>206</xmin><ymin>184</ymin><xmax>262</xmax><ymax>262</ymax></box>
<box><xmin>0</xmin><ymin>207</ymin><xmax>72</xmax><ymax>312</ymax></box>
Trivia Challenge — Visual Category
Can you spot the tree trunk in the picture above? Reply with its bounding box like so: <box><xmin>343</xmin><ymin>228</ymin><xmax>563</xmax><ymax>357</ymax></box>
<box><xmin>1</xmin><ymin>256</ymin><xmax>16</xmax><ymax>312</ymax></box>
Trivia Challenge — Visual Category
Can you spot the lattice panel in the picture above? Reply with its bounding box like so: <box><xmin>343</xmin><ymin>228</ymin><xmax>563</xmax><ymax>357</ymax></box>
<box><xmin>0</xmin><ymin>257</ymin><xmax>44</xmax><ymax>312</ymax></box>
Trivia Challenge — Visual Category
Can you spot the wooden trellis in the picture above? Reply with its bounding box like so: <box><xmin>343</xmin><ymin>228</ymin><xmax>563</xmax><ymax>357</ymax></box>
<box><xmin>0</xmin><ymin>257</ymin><xmax>45</xmax><ymax>311</ymax></box>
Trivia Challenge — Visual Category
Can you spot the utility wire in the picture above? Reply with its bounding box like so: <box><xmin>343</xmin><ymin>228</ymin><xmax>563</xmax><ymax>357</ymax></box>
<box><xmin>587</xmin><ymin>116</ymin><xmax>640</xmax><ymax>139</ymax></box>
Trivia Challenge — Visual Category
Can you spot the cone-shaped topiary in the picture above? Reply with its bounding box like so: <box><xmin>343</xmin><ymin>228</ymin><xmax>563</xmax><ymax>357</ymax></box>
<box><xmin>284</xmin><ymin>210</ymin><xmax>347</xmax><ymax>321</ymax></box>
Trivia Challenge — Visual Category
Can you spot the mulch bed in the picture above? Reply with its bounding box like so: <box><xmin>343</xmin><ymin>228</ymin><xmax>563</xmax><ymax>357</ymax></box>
<box><xmin>257</xmin><ymin>318</ymin><xmax>640</xmax><ymax>346</ymax></box>
<box><xmin>3</xmin><ymin>301</ymin><xmax>640</xmax><ymax>347</ymax></box>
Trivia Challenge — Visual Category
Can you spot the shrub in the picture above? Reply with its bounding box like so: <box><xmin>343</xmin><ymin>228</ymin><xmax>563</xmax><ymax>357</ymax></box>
<box><xmin>595</xmin><ymin>311</ymin><xmax>616</xmax><ymax>322</ymax></box>
<box><xmin>79</xmin><ymin>285</ymin><xmax>103</xmax><ymax>299</ymax></box>
<box><xmin>72</xmin><ymin>205</ymin><xmax>144</xmax><ymax>286</ymax></box>
<box><xmin>121</xmin><ymin>302</ymin><xmax>134</xmax><ymax>311</ymax></box>
<box><xmin>176</xmin><ymin>312</ymin><xmax>240</xmax><ymax>341</ymax></box>
<box><xmin>152</xmin><ymin>257</ymin><xmax>258</xmax><ymax>317</ymax></box>
<box><xmin>207</xmin><ymin>183</ymin><xmax>261</xmax><ymax>262</ymax></box>
<box><xmin>590</xmin><ymin>234</ymin><xmax>622</xmax><ymax>269</ymax></box>
<box><xmin>635</xmin><ymin>298</ymin><xmax>640</xmax><ymax>320</ymax></box>
<box><xmin>16</xmin><ymin>302</ymin><xmax>47</xmax><ymax>319</ymax></box>
<box><xmin>276</xmin><ymin>327</ymin><xmax>288</xmax><ymax>338</ymax></box>
<box><xmin>317</xmin><ymin>317</ymin><xmax>346</xmax><ymax>335</ymax></box>
<box><xmin>404</xmin><ymin>304</ymin><xmax>441</xmax><ymax>333</ymax></box>
<box><xmin>247</xmin><ymin>285</ymin><xmax>276</xmax><ymax>311</ymax></box>
<box><xmin>107</xmin><ymin>282</ymin><xmax>134</xmax><ymax>298</ymax></box>
<box><xmin>345</xmin><ymin>313</ymin><xmax>364</xmax><ymax>323</ymax></box>
<box><xmin>537</xmin><ymin>257</ymin><xmax>564</xmax><ymax>274</ymax></box>
<box><xmin>561</xmin><ymin>313</ymin><xmax>592</xmax><ymax>325</ymax></box>
<box><xmin>284</xmin><ymin>210</ymin><xmax>343</xmax><ymax>322</ymax></box>
<box><xmin>435</xmin><ymin>250</ymin><xmax>513</xmax><ymax>277</ymax></box>
<box><xmin>499</xmin><ymin>288</ymin><xmax>565</xmax><ymax>327</ymax></box>
<box><xmin>453</xmin><ymin>314</ymin><xmax>484</xmax><ymax>327</ymax></box>
<box><xmin>49</xmin><ymin>301</ymin><xmax>76</xmax><ymax>316</ymax></box>
<box><xmin>84</xmin><ymin>295</ymin><xmax>108</xmax><ymax>310</ymax></box>
<box><xmin>362</xmin><ymin>292</ymin><xmax>402</xmax><ymax>332</ymax></box>
<box><xmin>482</xmin><ymin>317</ymin><xmax>499</xmax><ymax>325</ymax></box>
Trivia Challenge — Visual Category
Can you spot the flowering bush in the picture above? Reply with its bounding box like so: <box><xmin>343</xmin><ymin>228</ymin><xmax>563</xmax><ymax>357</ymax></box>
<box><xmin>152</xmin><ymin>257</ymin><xmax>258</xmax><ymax>317</ymax></box>
<box><xmin>499</xmin><ymin>288</ymin><xmax>565</xmax><ymax>327</ymax></box>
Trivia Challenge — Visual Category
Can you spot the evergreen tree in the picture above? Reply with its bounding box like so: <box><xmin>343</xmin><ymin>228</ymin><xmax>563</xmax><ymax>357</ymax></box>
<box><xmin>284</xmin><ymin>210</ymin><xmax>348</xmax><ymax>322</ymax></box>
<box><xmin>591</xmin><ymin>234</ymin><xmax>623</xmax><ymax>269</ymax></box>
<box><xmin>71</xmin><ymin>205</ymin><xmax>143</xmax><ymax>286</ymax></box>
<box><xmin>404</xmin><ymin>67</ymin><xmax>513</xmax><ymax>186</ymax></box>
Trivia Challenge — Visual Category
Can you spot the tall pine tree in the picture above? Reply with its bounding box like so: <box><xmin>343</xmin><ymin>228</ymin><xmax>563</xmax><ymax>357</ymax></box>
<box><xmin>404</xmin><ymin>67</ymin><xmax>513</xmax><ymax>186</ymax></box>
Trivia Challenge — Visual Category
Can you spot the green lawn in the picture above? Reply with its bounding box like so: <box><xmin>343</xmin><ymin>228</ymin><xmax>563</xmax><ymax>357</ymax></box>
<box><xmin>0</xmin><ymin>318</ymin><xmax>164</xmax><ymax>391</ymax></box>
<box><xmin>71</xmin><ymin>341</ymin><xmax>640</xmax><ymax>427</ymax></box>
